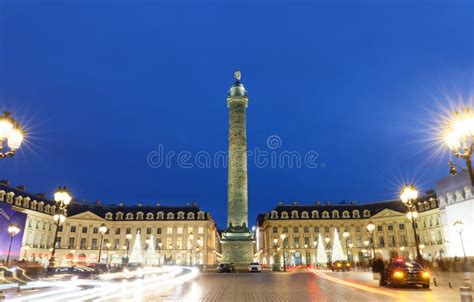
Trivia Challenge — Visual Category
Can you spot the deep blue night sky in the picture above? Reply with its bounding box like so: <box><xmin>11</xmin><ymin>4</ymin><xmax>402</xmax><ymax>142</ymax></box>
<box><xmin>1</xmin><ymin>1</ymin><xmax>473</xmax><ymax>228</ymax></box>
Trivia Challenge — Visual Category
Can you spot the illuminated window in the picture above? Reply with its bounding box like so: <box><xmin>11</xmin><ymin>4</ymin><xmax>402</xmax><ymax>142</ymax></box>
<box><xmin>167</xmin><ymin>227</ymin><xmax>173</xmax><ymax>234</ymax></box>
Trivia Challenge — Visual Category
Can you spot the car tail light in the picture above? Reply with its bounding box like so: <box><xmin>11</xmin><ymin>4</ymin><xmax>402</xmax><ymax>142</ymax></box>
<box><xmin>422</xmin><ymin>271</ymin><xmax>430</xmax><ymax>279</ymax></box>
<box><xmin>393</xmin><ymin>271</ymin><xmax>404</xmax><ymax>279</ymax></box>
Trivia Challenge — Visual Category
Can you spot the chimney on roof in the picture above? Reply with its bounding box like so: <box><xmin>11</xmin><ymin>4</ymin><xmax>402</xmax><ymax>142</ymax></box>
<box><xmin>292</xmin><ymin>201</ymin><xmax>298</xmax><ymax>205</ymax></box>
<box><xmin>95</xmin><ymin>200</ymin><xmax>101</xmax><ymax>205</ymax></box>
<box><xmin>119</xmin><ymin>202</ymin><xmax>124</xmax><ymax>207</ymax></box>
<box><xmin>277</xmin><ymin>201</ymin><xmax>284</xmax><ymax>205</ymax></box>
<box><xmin>315</xmin><ymin>201</ymin><xmax>321</xmax><ymax>205</ymax></box>
<box><xmin>191</xmin><ymin>202</ymin><xmax>198</xmax><ymax>207</ymax></box>
<box><xmin>186</xmin><ymin>202</ymin><xmax>190</xmax><ymax>206</ymax></box>
<box><xmin>37</xmin><ymin>193</ymin><xmax>47</xmax><ymax>199</ymax></box>
<box><xmin>138</xmin><ymin>203</ymin><xmax>142</xmax><ymax>207</ymax></box>
<box><xmin>156</xmin><ymin>203</ymin><xmax>160</xmax><ymax>207</ymax></box>
<box><xmin>326</xmin><ymin>201</ymin><xmax>330</xmax><ymax>204</ymax></box>
<box><xmin>0</xmin><ymin>179</ymin><xmax>10</xmax><ymax>185</ymax></box>
<box><xmin>16</xmin><ymin>185</ymin><xmax>26</xmax><ymax>191</ymax></box>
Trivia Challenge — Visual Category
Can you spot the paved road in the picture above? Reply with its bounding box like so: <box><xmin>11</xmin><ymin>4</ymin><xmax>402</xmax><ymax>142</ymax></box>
<box><xmin>146</xmin><ymin>270</ymin><xmax>462</xmax><ymax>302</ymax></box>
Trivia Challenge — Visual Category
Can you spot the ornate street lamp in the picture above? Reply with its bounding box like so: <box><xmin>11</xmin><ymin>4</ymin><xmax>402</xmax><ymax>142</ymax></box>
<box><xmin>188</xmin><ymin>232</ymin><xmax>194</xmax><ymax>266</ymax></box>
<box><xmin>342</xmin><ymin>231</ymin><xmax>350</xmax><ymax>261</ymax></box>
<box><xmin>280</xmin><ymin>233</ymin><xmax>287</xmax><ymax>272</ymax></box>
<box><xmin>273</xmin><ymin>238</ymin><xmax>278</xmax><ymax>267</ymax></box>
<box><xmin>443</xmin><ymin>107</ymin><xmax>474</xmax><ymax>185</ymax></box>
<box><xmin>0</xmin><ymin>112</ymin><xmax>24</xmax><ymax>158</ymax></box>
<box><xmin>125</xmin><ymin>233</ymin><xmax>132</xmax><ymax>263</ymax></box>
<box><xmin>366</xmin><ymin>223</ymin><xmax>376</xmax><ymax>261</ymax></box>
<box><xmin>348</xmin><ymin>243</ymin><xmax>354</xmax><ymax>263</ymax></box>
<box><xmin>453</xmin><ymin>221</ymin><xmax>468</xmax><ymax>262</ymax></box>
<box><xmin>400</xmin><ymin>185</ymin><xmax>423</xmax><ymax>263</ymax></box>
<box><xmin>106</xmin><ymin>242</ymin><xmax>112</xmax><ymax>265</ymax></box>
<box><xmin>6</xmin><ymin>224</ymin><xmax>20</xmax><ymax>265</ymax></box>
<box><xmin>144</xmin><ymin>237</ymin><xmax>150</xmax><ymax>266</ymax></box>
<box><xmin>49</xmin><ymin>186</ymin><xmax>72</xmax><ymax>268</ymax></box>
<box><xmin>97</xmin><ymin>223</ymin><xmax>108</xmax><ymax>263</ymax></box>
<box><xmin>158</xmin><ymin>242</ymin><xmax>163</xmax><ymax>266</ymax></box>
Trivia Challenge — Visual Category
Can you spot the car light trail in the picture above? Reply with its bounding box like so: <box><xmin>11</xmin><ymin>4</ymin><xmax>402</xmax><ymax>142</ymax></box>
<box><xmin>9</xmin><ymin>266</ymin><xmax>198</xmax><ymax>302</ymax></box>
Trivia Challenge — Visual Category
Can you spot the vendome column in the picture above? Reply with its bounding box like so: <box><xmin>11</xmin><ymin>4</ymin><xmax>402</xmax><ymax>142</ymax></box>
<box><xmin>221</xmin><ymin>71</ymin><xmax>254</xmax><ymax>267</ymax></box>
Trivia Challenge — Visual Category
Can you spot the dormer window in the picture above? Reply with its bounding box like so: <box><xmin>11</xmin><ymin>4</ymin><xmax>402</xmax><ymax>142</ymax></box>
<box><xmin>157</xmin><ymin>211</ymin><xmax>164</xmax><ymax>219</ymax></box>
<box><xmin>14</xmin><ymin>196</ymin><xmax>22</xmax><ymax>206</ymax></box>
<box><xmin>424</xmin><ymin>202</ymin><xmax>430</xmax><ymax>211</ymax></box>
<box><xmin>281</xmin><ymin>211</ymin><xmax>289</xmax><ymax>219</ymax></box>
<box><xmin>430</xmin><ymin>198</ymin><xmax>437</xmax><ymax>208</ymax></box>
<box><xmin>342</xmin><ymin>211</ymin><xmax>350</xmax><ymax>218</ymax></box>
<box><xmin>23</xmin><ymin>198</ymin><xmax>30</xmax><ymax>208</ymax></box>
<box><xmin>30</xmin><ymin>200</ymin><xmax>37</xmax><ymax>210</ymax></box>
<box><xmin>322</xmin><ymin>211</ymin><xmax>329</xmax><ymax>218</ymax></box>
<box><xmin>146</xmin><ymin>212</ymin><xmax>154</xmax><ymax>220</ymax></box>
<box><xmin>291</xmin><ymin>210</ymin><xmax>299</xmax><ymax>219</ymax></box>
<box><xmin>271</xmin><ymin>211</ymin><xmax>278</xmax><ymax>219</ymax></box>
<box><xmin>353</xmin><ymin>210</ymin><xmax>360</xmax><ymax>218</ymax></box>
<box><xmin>45</xmin><ymin>205</ymin><xmax>50</xmax><ymax>214</ymax></box>
<box><xmin>116</xmin><ymin>212</ymin><xmax>124</xmax><ymax>220</ymax></box>
<box><xmin>312</xmin><ymin>210</ymin><xmax>319</xmax><ymax>219</ymax></box>
<box><xmin>197</xmin><ymin>211</ymin><xmax>205</xmax><ymax>219</ymax></box>
<box><xmin>167</xmin><ymin>212</ymin><xmax>175</xmax><ymax>220</ymax></box>
<box><xmin>363</xmin><ymin>210</ymin><xmax>370</xmax><ymax>218</ymax></box>
<box><xmin>301</xmin><ymin>211</ymin><xmax>309</xmax><ymax>218</ymax></box>
<box><xmin>126</xmin><ymin>213</ymin><xmax>134</xmax><ymax>220</ymax></box>
<box><xmin>38</xmin><ymin>201</ymin><xmax>44</xmax><ymax>212</ymax></box>
<box><xmin>187</xmin><ymin>212</ymin><xmax>195</xmax><ymax>219</ymax></box>
<box><xmin>105</xmin><ymin>212</ymin><xmax>113</xmax><ymax>220</ymax></box>
<box><xmin>177</xmin><ymin>211</ymin><xmax>185</xmax><ymax>219</ymax></box>
<box><xmin>136</xmin><ymin>212</ymin><xmax>144</xmax><ymax>220</ymax></box>
<box><xmin>332</xmin><ymin>210</ymin><xmax>339</xmax><ymax>218</ymax></box>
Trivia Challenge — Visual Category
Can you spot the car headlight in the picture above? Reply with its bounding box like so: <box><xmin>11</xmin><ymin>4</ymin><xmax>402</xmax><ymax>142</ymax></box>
<box><xmin>392</xmin><ymin>271</ymin><xmax>404</xmax><ymax>279</ymax></box>
<box><xmin>421</xmin><ymin>271</ymin><xmax>430</xmax><ymax>279</ymax></box>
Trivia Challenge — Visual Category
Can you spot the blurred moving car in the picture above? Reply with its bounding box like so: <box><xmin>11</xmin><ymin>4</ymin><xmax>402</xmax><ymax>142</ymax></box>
<box><xmin>381</xmin><ymin>258</ymin><xmax>430</xmax><ymax>288</ymax></box>
<box><xmin>248</xmin><ymin>262</ymin><xmax>262</xmax><ymax>272</ymax></box>
<box><xmin>330</xmin><ymin>260</ymin><xmax>351</xmax><ymax>272</ymax></box>
<box><xmin>217</xmin><ymin>263</ymin><xmax>234</xmax><ymax>273</ymax></box>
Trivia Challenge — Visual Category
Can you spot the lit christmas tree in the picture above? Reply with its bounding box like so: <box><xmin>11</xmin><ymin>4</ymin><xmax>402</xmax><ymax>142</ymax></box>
<box><xmin>129</xmin><ymin>231</ymin><xmax>143</xmax><ymax>264</ymax></box>
<box><xmin>145</xmin><ymin>235</ymin><xmax>156</xmax><ymax>266</ymax></box>
<box><xmin>316</xmin><ymin>233</ymin><xmax>328</xmax><ymax>265</ymax></box>
<box><xmin>331</xmin><ymin>228</ymin><xmax>347</xmax><ymax>261</ymax></box>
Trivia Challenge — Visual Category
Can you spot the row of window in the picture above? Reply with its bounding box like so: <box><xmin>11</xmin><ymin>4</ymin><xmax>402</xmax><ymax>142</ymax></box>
<box><xmin>271</xmin><ymin>209</ymin><xmax>371</xmax><ymax>220</ymax></box>
<box><xmin>55</xmin><ymin>235</ymin><xmax>205</xmax><ymax>251</ymax></box>
<box><xmin>271</xmin><ymin>223</ymin><xmax>408</xmax><ymax>234</ymax></box>
<box><xmin>105</xmin><ymin>211</ymin><xmax>206</xmax><ymax>221</ymax></box>
<box><xmin>59</xmin><ymin>226</ymin><xmax>205</xmax><ymax>235</ymax></box>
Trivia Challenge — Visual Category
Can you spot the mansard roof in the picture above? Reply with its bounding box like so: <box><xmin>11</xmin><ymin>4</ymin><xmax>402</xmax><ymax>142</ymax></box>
<box><xmin>0</xmin><ymin>182</ymin><xmax>211</xmax><ymax>221</ymax></box>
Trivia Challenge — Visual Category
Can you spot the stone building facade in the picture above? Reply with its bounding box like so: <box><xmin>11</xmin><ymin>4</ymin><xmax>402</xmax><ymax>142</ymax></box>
<box><xmin>255</xmin><ymin>196</ymin><xmax>446</xmax><ymax>267</ymax></box>
<box><xmin>0</xmin><ymin>181</ymin><xmax>220</xmax><ymax>266</ymax></box>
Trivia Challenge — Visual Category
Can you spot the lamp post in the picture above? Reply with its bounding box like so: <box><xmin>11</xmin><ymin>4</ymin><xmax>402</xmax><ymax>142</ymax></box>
<box><xmin>188</xmin><ymin>232</ymin><xmax>194</xmax><ymax>266</ymax></box>
<box><xmin>400</xmin><ymin>185</ymin><xmax>423</xmax><ymax>263</ymax></box>
<box><xmin>158</xmin><ymin>242</ymin><xmax>163</xmax><ymax>266</ymax></box>
<box><xmin>366</xmin><ymin>223</ymin><xmax>376</xmax><ymax>262</ymax></box>
<box><xmin>280</xmin><ymin>234</ymin><xmax>287</xmax><ymax>272</ymax></box>
<box><xmin>325</xmin><ymin>236</ymin><xmax>331</xmax><ymax>263</ymax></box>
<box><xmin>97</xmin><ymin>223</ymin><xmax>108</xmax><ymax>263</ymax></box>
<box><xmin>342</xmin><ymin>231</ymin><xmax>350</xmax><ymax>261</ymax></box>
<box><xmin>125</xmin><ymin>233</ymin><xmax>132</xmax><ymax>264</ymax></box>
<box><xmin>313</xmin><ymin>240</ymin><xmax>317</xmax><ymax>268</ymax></box>
<box><xmin>443</xmin><ymin>107</ymin><xmax>474</xmax><ymax>186</ymax></box>
<box><xmin>49</xmin><ymin>186</ymin><xmax>72</xmax><ymax>268</ymax></box>
<box><xmin>273</xmin><ymin>238</ymin><xmax>278</xmax><ymax>267</ymax></box>
<box><xmin>0</xmin><ymin>112</ymin><xmax>25</xmax><ymax>158</ymax></box>
<box><xmin>348</xmin><ymin>243</ymin><xmax>354</xmax><ymax>263</ymax></box>
<box><xmin>453</xmin><ymin>221</ymin><xmax>468</xmax><ymax>263</ymax></box>
<box><xmin>144</xmin><ymin>237</ymin><xmax>151</xmax><ymax>266</ymax></box>
<box><xmin>105</xmin><ymin>242</ymin><xmax>112</xmax><ymax>265</ymax></box>
<box><xmin>6</xmin><ymin>224</ymin><xmax>20</xmax><ymax>265</ymax></box>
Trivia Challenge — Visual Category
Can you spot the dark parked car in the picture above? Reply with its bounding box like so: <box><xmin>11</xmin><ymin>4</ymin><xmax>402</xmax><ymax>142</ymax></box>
<box><xmin>217</xmin><ymin>263</ymin><xmax>234</xmax><ymax>273</ymax></box>
<box><xmin>330</xmin><ymin>260</ymin><xmax>351</xmax><ymax>272</ymax></box>
<box><xmin>381</xmin><ymin>258</ymin><xmax>430</xmax><ymax>288</ymax></box>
